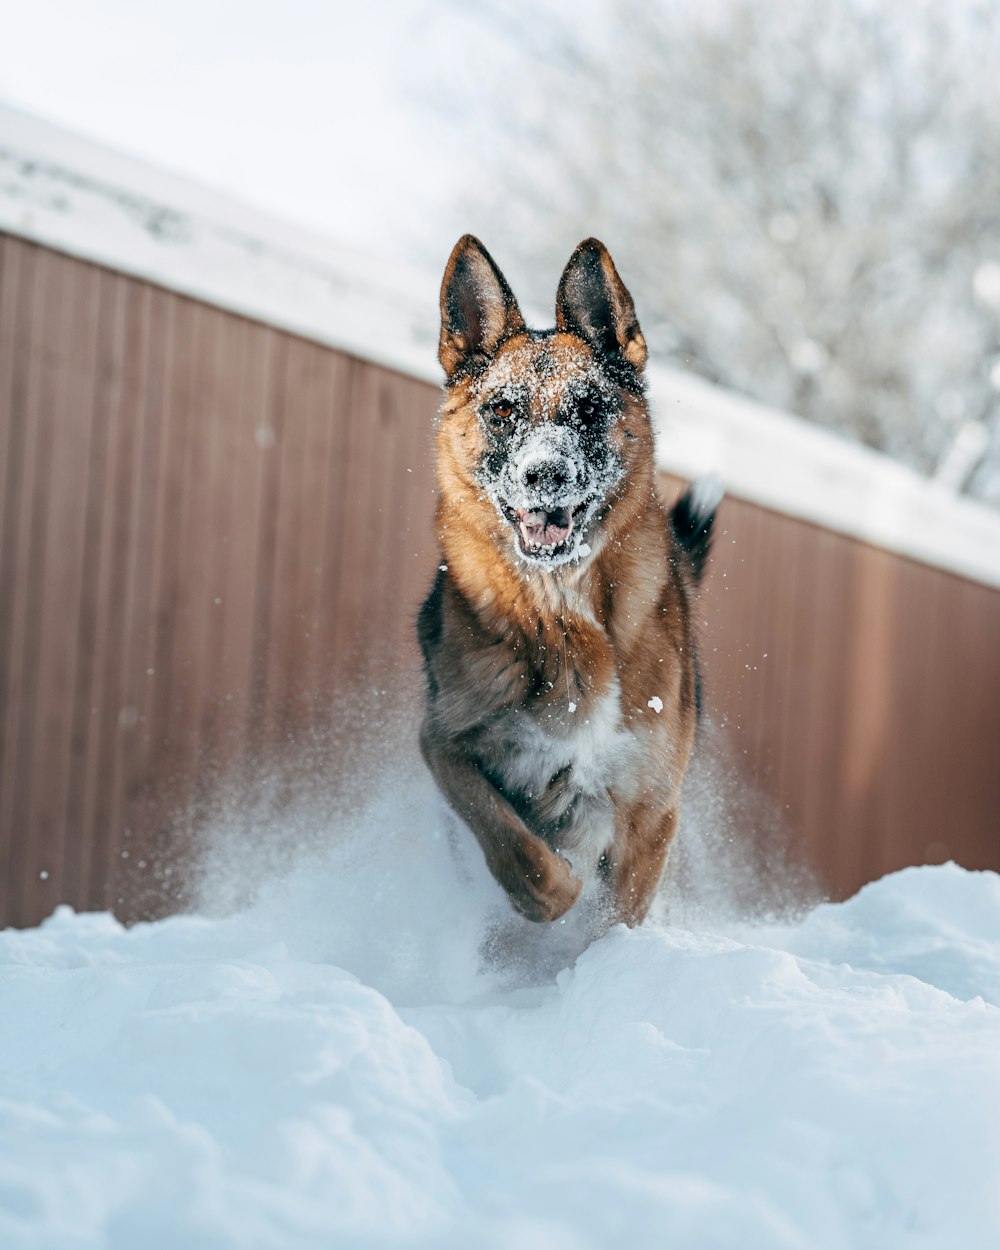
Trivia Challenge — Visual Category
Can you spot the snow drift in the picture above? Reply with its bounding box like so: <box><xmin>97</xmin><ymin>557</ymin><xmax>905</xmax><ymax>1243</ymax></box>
<box><xmin>1</xmin><ymin>760</ymin><xmax>998</xmax><ymax>1250</ymax></box>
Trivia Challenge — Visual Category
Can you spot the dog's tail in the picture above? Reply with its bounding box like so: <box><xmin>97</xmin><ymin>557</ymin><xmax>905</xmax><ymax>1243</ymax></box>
<box><xmin>670</xmin><ymin>474</ymin><xmax>723</xmax><ymax>584</ymax></box>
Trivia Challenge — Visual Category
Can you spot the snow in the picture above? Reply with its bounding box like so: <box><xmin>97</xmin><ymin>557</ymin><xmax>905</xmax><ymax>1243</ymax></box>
<box><xmin>1</xmin><ymin>768</ymin><xmax>998</xmax><ymax>1250</ymax></box>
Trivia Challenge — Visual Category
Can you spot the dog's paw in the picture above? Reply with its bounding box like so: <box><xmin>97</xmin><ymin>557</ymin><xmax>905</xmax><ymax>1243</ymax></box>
<box><xmin>508</xmin><ymin>839</ymin><xmax>583</xmax><ymax>923</ymax></box>
<box><xmin>531</xmin><ymin>765</ymin><xmax>579</xmax><ymax>839</ymax></box>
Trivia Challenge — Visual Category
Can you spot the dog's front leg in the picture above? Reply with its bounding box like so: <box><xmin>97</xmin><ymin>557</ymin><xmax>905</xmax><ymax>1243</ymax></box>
<box><xmin>420</xmin><ymin>728</ymin><xmax>583</xmax><ymax>922</ymax></box>
<box><xmin>606</xmin><ymin>806</ymin><xmax>679</xmax><ymax>927</ymax></box>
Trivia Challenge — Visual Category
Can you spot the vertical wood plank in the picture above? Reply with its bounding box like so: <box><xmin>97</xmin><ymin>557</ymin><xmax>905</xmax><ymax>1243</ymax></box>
<box><xmin>78</xmin><ymin>272</ymin><xmax>136</xmax><ymax>909</ymax></box>
<box><xmin>295</xmin><ymin>343</ymin><xmax>340</xmax><ymax>736</ymax></box>
<box><xmin>0</xmin><ymin>238</ymin><xmax>36</xmax><ymax>924</ymax></box>
<box><xmin>193</xmin><ymin>309</ymin><xmax>248</xmax><ymax>790</ymax></box>
<box><xmin>5</xmin><ymin>248</ymin><xmax>68</xmax><ymax>925</ymax></box>
<box><xmin>245</xmin><ymin>332</ymin><xmax>285</xmax><ymax>769</ymax></box>
<box><xmin>108</xmin><ymin>285</ymin><xmax>175</xmax><ymax>915</ymax></box>
<box><xmin>60</xmin><ymin>266</ymin><xmax>121</xmax><ymax>909</ymax></box>
<box><xmin>796</xmin><ymin>525</ymin><xmax>856</xmax><ymax>891</ymax></box>
<box><xmin>263</xmin><ymin>334</ymin><xmax>315</xmax><ymax>748</ymax></box>
<box><xmin>385</xmin><ymin>374</ymin><xmax>439</xmax><ymax>677</ymax></box>
<box><xmin>213</xmin><ymin>317</ymin><xmax>272</xmax><ymax>787</ymax></box>
<box><xmin>84</xmin><ymin>278</ymin><xmax>152</xmax><ymax>910</ymax></box>
<box><xmin>313</xmin><ymin>354</ymin><xmax>357</xmax><ymax>699</ymax></box>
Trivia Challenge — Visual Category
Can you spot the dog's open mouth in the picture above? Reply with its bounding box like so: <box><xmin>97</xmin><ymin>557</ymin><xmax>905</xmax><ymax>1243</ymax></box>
<box><xmin>515</xmin><ymin>505</ymin><xmax>574</xmax><ymax>554</ymax></box>
<box><xmin>497</xmin><ymin>495</ymin><xmax>599</xmax><ymax>564</ymax></box>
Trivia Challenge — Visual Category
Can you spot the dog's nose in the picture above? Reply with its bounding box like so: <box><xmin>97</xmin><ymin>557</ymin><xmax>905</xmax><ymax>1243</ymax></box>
<box><xmin>521</xmin><ymin>458</ymin><xmax>575</xmax><ymax>492</ymax></box>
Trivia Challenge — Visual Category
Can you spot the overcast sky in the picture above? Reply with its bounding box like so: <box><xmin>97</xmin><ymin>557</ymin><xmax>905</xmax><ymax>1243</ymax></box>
<box><xmin>0</xmin><ymin>0</ymin><xmax>511</xmax><ymax>266</ymax></box>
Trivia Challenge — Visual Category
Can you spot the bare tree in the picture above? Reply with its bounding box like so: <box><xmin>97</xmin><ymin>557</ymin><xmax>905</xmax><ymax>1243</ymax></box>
<box><xmin>449</xmin><ymin>0</ymin><xmax>1000</xmax><ymax>504</ymax></box>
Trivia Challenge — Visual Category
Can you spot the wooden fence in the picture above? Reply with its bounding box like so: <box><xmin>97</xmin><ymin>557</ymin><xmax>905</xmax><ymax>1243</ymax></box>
<box><xmin>1</xmin><ymin>235</ymin><xmax>998</xmax><ymax>928</ymax></box>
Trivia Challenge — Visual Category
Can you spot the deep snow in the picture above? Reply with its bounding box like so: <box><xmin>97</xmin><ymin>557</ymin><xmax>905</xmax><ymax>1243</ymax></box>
<box><xmin>1</xmin><ymin>766</ymin><xmax>998</xmax><ymax>1250</ymax></box>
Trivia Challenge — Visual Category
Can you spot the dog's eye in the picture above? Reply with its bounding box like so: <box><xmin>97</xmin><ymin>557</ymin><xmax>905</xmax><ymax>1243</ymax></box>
<box><xmin>578</xmin><ymin>397</ymin><xmax>598</xmax><ymax>422</ymax></box>
<box><xmin>486</xmin><ymin>399</ymin><xmax>514</xmax><ymax>429</ymax></box>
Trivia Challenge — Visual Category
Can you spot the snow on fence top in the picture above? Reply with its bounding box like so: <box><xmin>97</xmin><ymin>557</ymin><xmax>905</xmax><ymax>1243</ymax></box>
<box><xmin>3</xmin><ymin>103</ymin><xmax>1000</xmax><ymax>589</ymax></box>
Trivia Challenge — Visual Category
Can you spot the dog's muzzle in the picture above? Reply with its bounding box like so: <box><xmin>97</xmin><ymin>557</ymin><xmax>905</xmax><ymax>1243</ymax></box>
<box><xmin>495</xmin><ymin>428</ymin><xmax>593</xmax><ymax>561</ymax></box>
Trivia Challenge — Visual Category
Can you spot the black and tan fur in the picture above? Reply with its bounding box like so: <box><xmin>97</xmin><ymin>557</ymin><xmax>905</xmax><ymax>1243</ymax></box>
<box><xmin>418</xmin><ymin>235</ymin><xmax>718</xmax><ymax>928</ymax></box>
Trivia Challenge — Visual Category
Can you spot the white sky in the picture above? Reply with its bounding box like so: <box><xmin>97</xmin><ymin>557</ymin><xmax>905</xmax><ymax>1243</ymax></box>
<box><xmin>0</xmin><ymin>0</ymin><xmax>504</xmax><ymax>265</ymax></box>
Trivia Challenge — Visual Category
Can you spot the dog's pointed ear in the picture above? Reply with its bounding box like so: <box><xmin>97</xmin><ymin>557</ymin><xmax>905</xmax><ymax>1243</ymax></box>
<box><xmin>555</xmin><ymin>239</ymin><xmax>647</xmax><ymax>371</ymax></box>
<box><xmin>439</xmin><ymin>235</ymin><xmax>526</xmax><ymax>381</ymax></box>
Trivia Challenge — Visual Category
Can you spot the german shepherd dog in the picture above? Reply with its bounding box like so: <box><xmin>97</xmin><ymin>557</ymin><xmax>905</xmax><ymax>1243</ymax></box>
<box><xmin>418</xmin><ymin>235</ymin><xmax>717</xmax><ymax>929</ymax></box>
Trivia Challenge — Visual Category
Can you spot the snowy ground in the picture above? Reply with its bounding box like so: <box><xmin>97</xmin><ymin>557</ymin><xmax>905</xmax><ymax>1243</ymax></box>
<box><xmin>1</xmin><ymin>767</ymin><xmax>998</xmax><ymax>1250</ymax></box>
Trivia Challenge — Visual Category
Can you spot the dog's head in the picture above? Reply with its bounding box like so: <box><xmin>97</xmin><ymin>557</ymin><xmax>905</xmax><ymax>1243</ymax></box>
<box><xmin>435</xmin><ymin>235</ymin><xmax>653</xmax><ymax>570</ymax></box>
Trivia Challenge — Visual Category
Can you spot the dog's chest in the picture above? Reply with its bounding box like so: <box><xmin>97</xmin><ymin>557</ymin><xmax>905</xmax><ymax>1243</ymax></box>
<box><xmin>485</xmin><ymin>677</ymin><xmax>638</xmax><ymax>874</ymax></box>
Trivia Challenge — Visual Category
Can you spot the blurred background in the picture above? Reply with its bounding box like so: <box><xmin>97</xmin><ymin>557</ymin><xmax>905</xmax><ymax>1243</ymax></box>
<box><xmin>1</xmin><ymin>0</ymin><xmax>998</xmax><ymax>928</ymax></box>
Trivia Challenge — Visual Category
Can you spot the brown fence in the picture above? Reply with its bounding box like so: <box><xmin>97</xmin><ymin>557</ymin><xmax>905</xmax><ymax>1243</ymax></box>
<box><xmin>690</xmin><ymin>487</ymin><xmax>1000</xmax><ymax>894</ymax></box>
<box><xmin>1</xmin><ymin>235</ymin><xmax>998</xmax><ymax>928</ymax></box>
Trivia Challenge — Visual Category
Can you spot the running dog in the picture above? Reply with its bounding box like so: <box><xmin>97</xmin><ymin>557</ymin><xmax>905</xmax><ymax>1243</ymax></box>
<box><xmin>418</xmin><ymin>235</ymin><xmax>718</xmax><ymax>927</ymax></box>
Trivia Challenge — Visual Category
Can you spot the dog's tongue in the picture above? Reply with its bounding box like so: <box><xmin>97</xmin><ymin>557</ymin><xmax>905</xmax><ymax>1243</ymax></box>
<box><xmin>517</xmin><ymin>506</ymin><xmax>572</xmax><ymax>550</ymax></box>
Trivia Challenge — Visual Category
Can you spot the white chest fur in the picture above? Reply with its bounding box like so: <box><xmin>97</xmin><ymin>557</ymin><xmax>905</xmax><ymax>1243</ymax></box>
<box><xmin>561</xmin><ymin>680</ymin><xmax>635</xmax><ymax>795</ymax></box>
<box><xmin>484</xmin><ymin>677</ymin><xmax>638</xmax><ymax>879</ymax></box>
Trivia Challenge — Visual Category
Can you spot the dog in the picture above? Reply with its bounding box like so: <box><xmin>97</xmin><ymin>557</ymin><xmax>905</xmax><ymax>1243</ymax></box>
<box><xmin>417</xmin><ymin>235</ymin><xmax>718</xmax><ymax>929</ymax></box>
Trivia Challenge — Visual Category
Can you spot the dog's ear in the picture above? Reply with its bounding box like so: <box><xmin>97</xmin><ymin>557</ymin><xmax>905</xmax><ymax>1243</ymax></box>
<box><xmin>555</xmin><ymin>239</ymin><xmax>647</xmax><ymax>370</ymax></box>
<box><xmin>439</xmin><ymin>235</ymin><xmax>526</xmax><ymax>380</ymax></box>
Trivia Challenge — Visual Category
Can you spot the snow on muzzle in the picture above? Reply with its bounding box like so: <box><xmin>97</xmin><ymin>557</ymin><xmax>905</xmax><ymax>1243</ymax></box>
<box><xmin>504</xmin><ymin>426</ymin><xmax>586</xmax><ymax>552</ymax></box>
<box><xmin>484</xmin><ymin>421</ymin><xmax>618</xmax><ymax>564</ymax></box>
<box><xmin>511</xmin><ymin>426</ymin><xmax>582</xmax><ymax>502</ymax></box>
